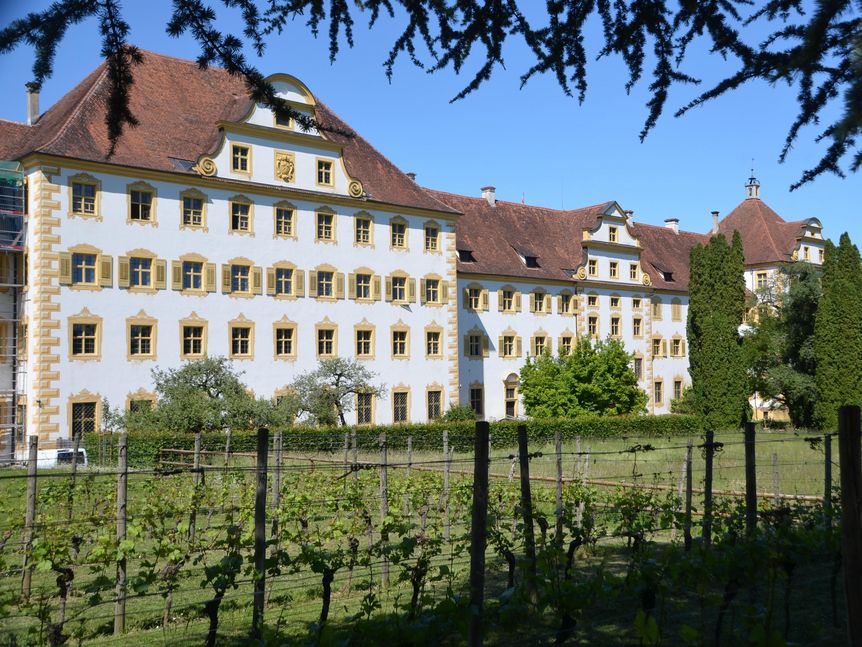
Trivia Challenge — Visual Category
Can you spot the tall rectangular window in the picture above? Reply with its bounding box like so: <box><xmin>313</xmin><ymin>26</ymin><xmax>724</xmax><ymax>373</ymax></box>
<box><xmin>183</xmin><ymin>196</ymin><xmax>203</xmax><ymax>227</ymax></box>
<box><xmin>588</xmin><ymin>259</ymin><xmax>598</xmax><ymax>276</ymax></box>
<box><xmin>317</xmin><ymin>271</ymin><xmax>334</xmax><ymax>297</ymax></box>
<box><xmin>317</xmin><ymin>160</ymin><xmax>333</xmax><ymax>185</ymax></box>
<box><xmin>392</xmin><ymin>330</ymin><xmax>408</xmax><ymax>358</ymax></box>
<box><xmin>501</xmin><ymin>290</ymin><xmax>514</xmax><ymax>311</ymax></box>
<box><xmin>424</xmin><ymin>278</ymin><xmax>440</xmax><ymax>304</ymax></box>
<box><xmin>609</xmin><ymin>261</ymin><xmax>619</xmax><ymax>278</ymax></box>
<box><xmin>183</xmin><ymin>261</ymin><xmax>203</xmax><ymax>290</ymax></box>
<box><xmin>588</xmin><ymin>316</ymin><xmax>598</xmax><ymax>336</ymax></box>
<box><xmin>468</xmin><ymin>334</ymin><xmax>482</xmax><ymax>357</ymax></box>
<box><xmin>630</xmin><ymin>264</ymin><xmax>638</xmax><ymax>281</ymax></box>
<box><xmin>469</xmin><ymin>387</ymin><xmax>483</xmax><ymax>416</ymax></box>
<box><xmin>71</xmin><ymin>323</ymin><xmax>97</xmax><ymax>356</ymax></box>
<box><xmin>467</xmin><ymin>287</ymin><xmax>481</xmax><ymax>310</ymax></box>
<box><xmin>317</xmin><ymin>213</ymin><xmax>334</xmax><ymax>241</ymax></box>
<box><xmin>71</xmin><ymin>402</ymin><xmax>97</xmax><ymax>436</ymax></box>
<box><xmin>71</xmin><ymin>183</ymin><xmax>96</xmax><ymax>215</ymax></box>
<box><xmin>426</xmin><ymin>330</ymin><xmax>441</xmax><ymax>357</ymax></box>
<box><xmin>633</xmin><ymin>357</ymin><xmax>643</xmax><ymax>380</ymax></box>
<box><xmin>231</xmin><ymin>145</ymin><xmax>250</xmax><ymax>172</ymax></box>
<box><xmin>275</xmin><ymin>327</ymin><xmax>294</xmax><ymax>357</ymax></box>
<box><xmin>505</xmin><ymin>386</ymin><xmax>517</xmax><ymax>418</ymax></box>
<box><xmin>182</xmin><ymin>326</ymin><xmax>204</xmax><ymax>357</ymax></box>
<box><xmin>610</xmin><ymin>316</ymin><xmax>620</xmax><ymax>337</ymax></box>
<box><xmin>502</xmin><ymin>335</ymin><xmax>515</xmax><ymax>357</ymax></box>
<box><xmin>355</xmin><ymin>273</ymin><xmax>371</xmax><ymax>299</ymax></box>
<box><xmin>393</xmin><ymin>391</ymin><xmax>409</xmax><ymax>422</ymax></box>
<box><xmin>357</xmin><ymin>392</ymin><xmax>373</xmax><ymax>424</ymax></box>
<box><xmin>356</xmin><ymin>329</ymin><xmax>373</xmax><ymax>358</ymax></box>
<box><xmin>129</xmin><ymin>257</ymin><xmax>152</xmax><ymax>287</ymax></box>
<box><xmin>427</xmin><ymin>390</ymin><xmax>442</xmax><ymax>420</ymax></box>
<box><xmin>72</xmin><ymin>253</ymin><xmax>97</xmax><ymax>285</ymax></box>
<box><xmin>275</xmin><ymin>208</ymin><xmax>294</xmax><ymax>236</ymax></box>
<box><xmin>608</xmin><ymin>226</ymin><xmax>618</xmax><ymax>242</ymax></box>
<box><xmin>129</xmin><ymin>190</ymin><xmax>153</xmax><ymax>221</ymax></box>
<box><xmin>560</xmin><ymin>336</ymin><xmax>573</xmax><ymax>354</ymax></box>
<box><xmin>274</xmin><ymin>268</ymin><xmax>293</xmax><ymax>295</ymax></box>
<box><xmin>231</xmin><ymin>326</ymin><xmax>251</xmax><ymax>357</ymax></box>
<box><xmin>391</xmin><ymin>221</ymin><xmax>407</xmax><ymax>248</ymax></box>
<box><xmin>392</xmin><ymin>276</ymin><xmax>407</xmax><ymax>302</ymax></box>
<box><xmin>533</xmin><ymin>336</ymin><xmax>547</xmax><ymax>356</ymax></box>
<box><xmin>355</xmin><ymin>217</ymin><xmax>371</xmax><ymax>244</ymax></box>
<box><xmin>424</xmin><ymin>225</ymin><xmax>439</xmax><ymax>251</ymax></box>
<box><xmin>652</xmin><ymin>338</ymin><xmax>663</xmax><ymax>356</ymax></box>
<box><xmin>231</xmin><ymin>202</ymin><xmax>250</xmax><ymax>232</ymax></box>
<box><xmin>533</xmin><ymin>292</ymin><xmax>545</xmax><ymax>313</ymax></box>
<box><xmin>317</xmin><ymin>328</ymin><xmax>335</xmax><ymax>357</ymax></box>
<box><xmin>560</xmin><ymin>293</ymin><xmax>572</xmax><ymax>314</ymax></box>
<box><xmin>654</xmin><ymin>381</ymin><xmax>663</xmax><ymax>405</ymax></box>
<box><xmin>129</xmin><ymin>325</ymin><xmax>153</xmax><ymax>357</ymax></box>
<box><xmin>231</xmin><ymin>265</ymin><xmax>250</xmax><ymax>293</ymax></box>
<box><xmin>633</xmin><ymin>317</ymin><xmax>642</xmax><ymax>337</ymax></box>
<box><xmin>673</xmin><ymin>380</ymin><xmax>683</xmax><ymax>401</ymax></box>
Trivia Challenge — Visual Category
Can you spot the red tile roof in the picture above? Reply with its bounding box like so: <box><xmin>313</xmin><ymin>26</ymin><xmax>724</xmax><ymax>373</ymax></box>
<box><xmin>0</xmin><ymin>50</ymin><xmax>456</xmax><ymax>215</ymax></box>
<box><xmin>629</xmin><ymin>223</ymin><xmax>708</xmax><ymax>291</ymax></box>
<box><xmin>717</xmin><ymin>197</ymin><xmax>806</xmax><ymax>265</ymax></box>
<box><xmin>426</xmin><ymin>188</ymin><xmax>610</xmax><ymax>283</ymax></box>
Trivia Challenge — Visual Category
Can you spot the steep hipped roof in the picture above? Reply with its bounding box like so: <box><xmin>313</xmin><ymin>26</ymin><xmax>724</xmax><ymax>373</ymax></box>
<box><xmin>0</xmin><ymin>50</ymin><xmax>456</xmax><ymax>215</ymax></box>
<box><xmin>426</xmin><ymin>188</ymin><xmax>610</xmax><ymax>282</ymax></box>
<box><xmin>717</xmin><ymin>197</ymin><xmax>806</xmax><ymax>265</ymax></box>
<box><xmin>630</xmin><ymin>223</ymin><xmax>708</xmax><ymax>291</ymax></box>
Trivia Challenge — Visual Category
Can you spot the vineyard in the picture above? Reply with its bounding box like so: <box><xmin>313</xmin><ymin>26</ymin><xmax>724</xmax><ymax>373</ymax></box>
<box><xmin>0</xmin><ymin>419</ymin><xmax>855</xmax><ymax>646</ymax></box>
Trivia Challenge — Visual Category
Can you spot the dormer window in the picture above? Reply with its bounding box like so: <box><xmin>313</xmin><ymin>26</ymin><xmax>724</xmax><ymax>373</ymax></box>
<box><xmin>317</xmin><ymin>159</ymin><xmax>334</xmax><ymax>186</ymax></box>
<box><xmin>231</xmin><ymin>145</ymin><xmax>250</xmax><ymax>173</ymax></box>
<box><xmin>524</xmin><ymin>256</ymin><xmax>539</xmax><ymax>268</ymax></box>
<box><xmin>662</xmin><ymin>271</ymin><xmax>674</xmax><ymax>282</ymax></box>
<box><xmin>609</xmin><ymin>226</ymin><xmax>618</xmax><ymax>243</ymax></box>
<box><xmin>458</xmin><ymin>250</ymin><xmax>476</xmax><ymax>263</ymax></box>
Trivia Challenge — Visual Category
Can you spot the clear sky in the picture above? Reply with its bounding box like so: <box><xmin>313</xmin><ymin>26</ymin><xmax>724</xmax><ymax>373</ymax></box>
<box><xmin>0</xmin><ymin>1</ymin><xmax>858</xmax><ymax>243</ymax></box>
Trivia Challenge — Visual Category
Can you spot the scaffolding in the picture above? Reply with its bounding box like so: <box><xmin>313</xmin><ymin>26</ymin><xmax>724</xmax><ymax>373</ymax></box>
<box><xmin>0</xmin><ymin>161</ymin><xmax>25</xmax><ymax>464</ymax></box>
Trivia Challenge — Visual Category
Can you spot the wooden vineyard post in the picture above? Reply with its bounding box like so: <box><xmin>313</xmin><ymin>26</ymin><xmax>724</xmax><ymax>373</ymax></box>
<box><xmin>114</xmin><ymin>433</ymin><xmax>128</xmax><ymax>635</ymax></box>
<box><xmin>672</xmin><ymin>454</ymin><xmax>686</xmax><ymax>542</ymax></box>
<box><xmin>517</xmin><ymin>425</ymin><xmax>538</xmax><ymax>605</ymax></box>
<box><xmin>407</xmin><ymin>435</ymin><xmax>413</xmax><ymax>477</ymax></box>
<box><xmin>443</xmin><ymin>429</ymin><xmax>451</xmax><ymax>541</ymax></box>
<box><xmin>189</xmin><ymin>431</ymin><xmax>202</xmax><ymax>544</ymax></box>
<box><xmin>251</xmin><ymin>427</ymin><xmax>269</xmax><ymax>640</ymax></box>
<box><xmin>21</xmin><ymin>435</ymin><xmax>37</xmax><ymax>598</ymax></box>
<box><xmin>68</xmin><ymin>429</ymin><xmax>81</xmax><ymax>521</ymax></box>
<box><xmin>272</xmin><ymin>430</ymin><xmax>282</xmax><ymax>536</ymax></box>
<box><xmin>772</xmin><ymin>452</ymin><xmax>780</xmax><ymax>508</ymax></box>
<box><xmin>745</xmin><ymin>422</ymin><xmax>757</xmax><ymax>537</ymax></box>
<box><xmin>469</xmin><ymin>421</ymin><xmax>490</xmax><ymax>647</ymax></box>
<box><xmin>379</xmin><ymin>433</ymin><xmax>390</xmax><ymax>588</ymax></box>
<box><xmin>343</xmin><ymin>431</ymin><xmax>350</xmax><ymax>469</ymax></box>
<box><xmin>839</xmin><ymin>405</ymin><xmax>862</xmax><ymax>647</ymax></box>
<box><xmin>824</xmin><ymin>432</ymin><xmax>833</xmax><ymax>521</ymax></box>
<box><xmin>351</xmin><ymin>429</ymin><xmax>358</xmax><ymax>483</ymax></box>
<box><xmin>576</xmin><ymin>447</ymin><xmax>590</xmax><ymax>529</ymax></box>
<box><xmin>702</xmin><ymin>431</ymin><xmax>715</xmax><ymax>549</ymax></box>
<box><xmin>684</xmin><ymin>439</ymin><xmax>693</xmax><ymax>552</ymax></box>
<box><xmin>223</xmin><ymin>428</ymin><xmax>232</xmax><ymax>469</ymax></box>
<box><xmin>555</xmin><ymin>429</ymin><xmax>564</xmax><ymax>546</ymax></box>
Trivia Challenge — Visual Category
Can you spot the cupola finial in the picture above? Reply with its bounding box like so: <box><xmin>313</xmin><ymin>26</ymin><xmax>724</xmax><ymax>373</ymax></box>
<box><xmin>745</xmin><ymin>163</ymin><xmax>760</xmax><ymax>200</ymax></box>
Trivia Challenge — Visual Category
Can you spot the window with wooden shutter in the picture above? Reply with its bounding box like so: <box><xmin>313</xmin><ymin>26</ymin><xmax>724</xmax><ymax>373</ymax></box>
<box><xmin>252</xmin><ymin>267</ymin><xmax>263</xmax><ymax>294</ymax></box>
<box><xmin>407</xmin><ymin>278</ymin><xmax>416</xmax><ymax>302</ymax></box>
<box><xmin>59</xmin><ymin>252</ymin><xmax>72</xmax><ymax>285</ymax></box>
<box><xmin>205</xmin><ymin>263</ymin><xmax>216</xmax><ymax>292</ymax></box>
<box><xmin>420</xmin><ymin>279</ymin><xmax>427</xmax><ymax>305</ymax></box>
<box><xmin>294</xmin><ymin>270</ymin><xmax>305</xmax><ymax>297</ymax></box>
<box><xmin>385</xmin><ymin>277</ymin><xmax>393</xmax><ymax>302</ymax></box>
<box><xmin>99</xmin><ymin>256</ymin><xmax>112</xmax><ymax>287</ymax></box>
<box><xmin>171</xmin><ymin>261</ymin><xmax>182</xmax><ymax>290</ymax></box>
<box><xmin>308</xmin><ymin>270</ymin><xmax>318</xmax><ymax>297</ymax></box>
<box><xmin>154</xmin><ymin>260</ymin><xmax>166</xmax><ymax>290</ymax></box>
<box><xmin>221</xmin><ymin>265</ymin><xmax>231</xmax><ymax>293</ymax></box>
<box><xmin>481</xmin><ymin>289</ymin><xmax>489</xmax><ymax>311</ymax></box>
<box><xmin>372</xmin><ymin>276</ymin><xmax>381</xmax><ymax>301</ymax></box>
<box><xmin>266</xmin><ymin>268</ymin><xmax>276</xmax><ymax>296</ymax></box>
<box><xmin>481</xmin><ymin>335</ymin><xmax>490</xmax><ymax>357</ymax></box>
<box><xmin>336</xmin><ymin>273</ymin><xmax>345</xmax><ymax>299</ymax></box>
<box><xmin>348</xmin><ymin>273</ymin><xmax>356</xmax><ymax>299</ymax></box>
<box><xmin>118</xmin><ymin>256</ymin><xmax>130</xmax><ymax>288</ymax></box>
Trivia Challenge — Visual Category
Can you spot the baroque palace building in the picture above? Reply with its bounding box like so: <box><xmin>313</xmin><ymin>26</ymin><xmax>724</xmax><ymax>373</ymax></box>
<box><xmin>0</xmin><ymin>51</ymin><xmax>827</xmax><ymax>448</ymax></box>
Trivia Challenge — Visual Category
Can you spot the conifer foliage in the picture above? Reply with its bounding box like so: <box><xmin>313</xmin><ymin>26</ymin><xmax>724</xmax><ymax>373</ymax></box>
<box><xmin>687</xmin><ymin>231</ymin><xmax>748</xmax><ymax>429</ymax></box>
<box><xmin>814</xmin><ymin>233</ymin><xmax>862</xmax><ymax>430</ymax></box>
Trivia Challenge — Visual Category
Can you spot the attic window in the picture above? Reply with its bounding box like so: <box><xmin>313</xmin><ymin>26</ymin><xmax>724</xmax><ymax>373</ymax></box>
<box><xmin>524</xmin><ymin>256</ymin><xmax>539</xmax><ymax>268</ymax></box>
<box><xmin>458</xmin><ymin>249</ymin><xmax>476</xmax><ymax>263</ymax></box>
<box><xmin>662</xmin><ymin>271</ymin><xmax>674</xmax><ymax>282</ymax></box>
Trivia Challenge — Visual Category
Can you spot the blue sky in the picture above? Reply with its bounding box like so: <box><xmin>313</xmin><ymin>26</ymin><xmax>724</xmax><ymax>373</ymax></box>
<box><xmin>0</xmin><ymin>1</ymin><xmax>858</xmax><ymax>242</ymax></box>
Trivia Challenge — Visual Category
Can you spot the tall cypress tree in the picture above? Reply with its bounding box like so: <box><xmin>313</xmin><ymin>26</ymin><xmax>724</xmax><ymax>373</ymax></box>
<box><xmin>814</xmin><ymin>233</ymin><xmax>862</xmax><ymax>430</ymax></box>
<box><xmin>687</xmin><ymin>231</ymin><xmax>749</xmax><ymax>429</ymax></box>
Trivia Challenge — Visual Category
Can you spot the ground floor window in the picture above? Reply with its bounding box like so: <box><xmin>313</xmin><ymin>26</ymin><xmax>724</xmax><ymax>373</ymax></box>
<box><xmin>393</xmin><ymin>391</ymin><xmax>409</xmax><ymax>422</ymax></box>
<box><xmin>71</xmin><ymin>402</ymin><xmax>97</xmax><ymax>436</ymax></box>
<box><xmin>469</xmin><ymin>387</ymin><xmax>483</xmax><ymax>417</ymax></box>
<box><xmin>427</xmin><ymin>390</ymin><xmax>442</xmax><ymax>420</ymax></box>
<box><xmin>357</xmin><ymin>392</ymin><xmax>373</xmax><ymax>425</ymax></box>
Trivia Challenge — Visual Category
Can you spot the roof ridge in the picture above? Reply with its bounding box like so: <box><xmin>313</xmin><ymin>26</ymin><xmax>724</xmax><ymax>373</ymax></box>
<box><xmin>0</xmin><ymin>117</ymin><xmax>28</xmax><ymax>127</ymax></box>
<box><xmin>631</xmin><ymin>220</ymin><xmax>706</xmax><ymax>238</ymax></box>
<box><xmin>426</xmin><ymin>187</ymin><xmax>609</xmax><ymax>214</ymax></box>
<box><xmin>40</xmin><ymin>62</ymin><xmax>109</xmax><ymax>153</ymax></box>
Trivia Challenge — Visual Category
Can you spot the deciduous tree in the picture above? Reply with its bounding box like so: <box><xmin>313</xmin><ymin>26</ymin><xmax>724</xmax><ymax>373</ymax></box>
<box><xmin>290</xmin><ymin>357</ymin><xmax>385</xmax><ymax>426</ymax></box>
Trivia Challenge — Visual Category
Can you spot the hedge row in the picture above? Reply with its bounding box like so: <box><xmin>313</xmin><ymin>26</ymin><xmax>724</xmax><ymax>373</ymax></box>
<box><xmin>82</xmin><ymin>414</ymin><xmax>704</xmax><ymax>468</ymax></box>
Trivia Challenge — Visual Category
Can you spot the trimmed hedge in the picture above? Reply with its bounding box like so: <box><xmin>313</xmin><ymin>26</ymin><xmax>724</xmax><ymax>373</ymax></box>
<box><xmin>83</xmin><ymin>414</ymin><xmax>704</xmax><ymax>468</ymax></box>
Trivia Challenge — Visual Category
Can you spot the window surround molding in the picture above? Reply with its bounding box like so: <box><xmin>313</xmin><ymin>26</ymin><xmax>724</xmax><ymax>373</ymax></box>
<box><xmin>391</xmin><ymin>384</ymin><xmax>412</xmax><ymax>424</ymax></box>
<box><xmin>125</xmin><ymin>387</ymin><xmax>157</xmax><ymax>412</ymax></box>
<box><xmin>530</xmin><ymin>289</ymin><xmax>551</xmax><ymax>315</ymax></box>
<box><xmin>651</xmin><ymin>335</ymin><xmax>668</xmax><ymax>358</ymax></box>
<box><xmin>126</xmin><ymin>180</ymin><xmax>158</xmax><ymax>227</ymax></box>
<box><xmin>419</xmin><ymin>273</ymin><xmax>448</xmax><ymax>306</ymax></box>
<box><xmin>179</xmin><ymin>188</ymin><xmax>209</xmax><ymax>232</ymax></box>
<box><xmin>671</xmin><ymin>298</ymin><xmax>683</xmax><ymax>321</ymax></box>
<box><xmin>468</xmin><ymin>381</ymin><xmax>485</xmax><ymax>418</ymax></box>
<box><xmin>67</xmin><ymin>390</ymin><xmax>102</xmax><ymax>435</ymax></box>
<box><xmin>498</xmin><ymin>327</ymin><xmax>522</xmax><ymax>359</ymax></box>
<box><xmin>68</xmin><ymin>172</ymin><xmax>102</xmax><ymax>220</ymax></box>
<box><xmin>463</xmin><ymin>283</ymin><xmax>489</xmax><ymax>312</ymax></box>
<box><xmin>497</xmin><ymin>285</ymin><xmax>522</xmax><ymax>314</ymax></box>
<box><xmin>230</xmin><ymin>143</ymin><xmax>252</xmax><ymax>176</ymax></box>
<box><xmin>530</xmin><ymin>329</ymin><xmax>550</xmax><ymax>357</ymax></box>
<box><xmin>464</xmin><ymin>326</ymin><xmax>490</xmax><ymax>360</ymax></box>
<box><xmin>353</xmin><ymin>211</ymin><xmax>375</xmax><ymax>247</ymax></box>
<box><xmin>179</xmin><ymin>312</ymin><xmax>208</xmax><ymax>360</ymax></box>
<box><xmin>609</xmin><ymin>294</ymin><xmax>622</xmax><ymax>310</ymax></box>
<box><xmin>119</xmin><ymin>248</ymin><xmax>166</xmax><ymax>293</ymax></box>
<box><xmin>272</xmin><ymin>315</ymin><xmax>298</xmax><ymax>361</ymax></box>
<box><xmin>503</xmin><ymin>373</ymin><xmax>520</xmax><ymax>419</ymax></box>
<box><xmin>354</xmin><ymin>319</ymin><xmax>376</xmax><ymax>360</ymax></box>
<box><xmin>228</xmin><ymin>314</ymin><xmax>255</xmax><ymax>360</ymax></box>
<box><xmin>272</xmin><ymin>200</ymin><xmax>297</xmax><ymax>240</ymax></box>
<box><xmin>386</xmin><ymin>270</ymin><xmax>416</xmax><ymax>304</ymax></box>
<box><xmin>389</xmin><ymin>216</ymin><xmax>409</xmax><ymax>251</ymax></box>
<box><xmin>610</xmin><ymin>315</ymin><xmax>622</xmax><ymax>338</ymax></box>
<box><xmin>314</xmin><ymin>206</ymin><xmax>337</xmax><ymax>244</ymax></box>
<box><xmin>424</xmin><ymin>322</ymin><xmax>444</xmax><ymax>359</ymax></box>
<box><xmin>355</xmin><ymin>390</ymin><xmax>377</xmax><ymax>426</ymax></box>
<box><xmin>348</xmin><ymin>267</ymin><xmax>381</xmax><ymax>303</ymax></box>
<box><xmin>266</xmin><ymin>261</ymin><xmax>303</xmax><ymax>300</ymax></box>
<box><xmin>126</xmin><ymin>310</ymin><xmax>158</xmax><ymax>362</ymax></box>
<box><xmin>651</xmin><ymin>297</ymin><xmax>663</xmax><ymax>320</ymax></box>
<box><xmin>423</xmin><ymin>220</ymin><xmax>442</xmax><ymax>254</ymax></box>
<box><xmin>558</xmin><ymin>330</ymin><xmax>575</xmax><ymax>354</ymax></box>
<box><xmin>173</xmin><ymin>253</ymin><xmax>216</xmax><ymax>296</ymax></box>
<box><xmin>222</xmin><ymin>256</ymin><xmax>263</xmax><ymax>298</ymax></box>
<box><xmin>390</xmin><ymin>320</ymin><xmax>411</xmax><ymax>361</ymax></box>
<box><xmin>315</xmin><ymin>317</ymin><xmax>338</xmax><ymax>358</ymax></box>
<box><xmin>309</xmin><ymin>263</ymin><xmax>345</xmax><ymax>301</ymax></box>
<box><xmin>425</xmin><ymin>383</ymin><xmax>445</xmax><ymax>420</ymax></box>
<box><xmin>228</xmin><ymin>194</ymin><xmax>255</xmax><ymax>236</ymax></box>
<box><xmin>653</xmin><ymin>379</ymin><xmax>665</xmax><ymax>407</ymax></box>
<box><xmin>670</xmin><ymin>335</ymin><xmax>686</xmax><ymax>357</ymax></box>
<box><xmin>315</xmin><ymin>157</ymin><xmax>335</xmax><ymax>187</ymax></box>
<box><xmin>68</xmin><ymin>307</ymin><xmax>103</xmax><ymax>362</ymax></box>
<box><xmin>557</xmin><ymin>290</ymin><xmax>576</xmax><ymax>316</ymax></box>
<box><xmin>60</xmin><ymin>244</ymin><xmax>112</xmax><ymax>291</ymax></box>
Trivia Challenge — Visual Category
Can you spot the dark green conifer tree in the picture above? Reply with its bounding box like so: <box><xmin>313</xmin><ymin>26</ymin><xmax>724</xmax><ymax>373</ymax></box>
<box><xmin>687</xmin><ymin>231</ymin><xmax>748</xmax><ymax>428</ymax></box>
<box><xmin>814</xmin><ymin>233</ymin><xmax>862</xmax><ymax>430</ymax></box>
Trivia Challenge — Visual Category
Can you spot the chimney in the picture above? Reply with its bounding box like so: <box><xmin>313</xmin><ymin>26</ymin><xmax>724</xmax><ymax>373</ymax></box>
<box><xmin>481</xmin><ymin>185</ymin><xmax>496</xmax><ymax>207</ymax></box>
<box><xmin>664</xmin><ymin>218</ymin><xmax>679</xmax><ymax>234</ymax></box>
<box><xmin>406</xmin><ymin>172</ymin><xmax>416</xmax><ymax>182</ymax></box>
<box><xmin>624</xmin><ymin>210</ymin><xmax>634</xmax><ymax>223</ymax></box>
<box><xmin>711</xmin><ymin>210</ymin><xmax>720</xmax><ymax>234</ymax></box>
<box><xmin>26</xmin><ymin>82</ymin><xmax>40</xmax><ymax>126</ymax></box>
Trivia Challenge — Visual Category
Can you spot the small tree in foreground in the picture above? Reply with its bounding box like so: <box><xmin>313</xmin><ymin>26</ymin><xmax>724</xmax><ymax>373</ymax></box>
<box><xmin>519</xmin><ymin>337</ymin><xmax>646</xmax><ymax>418</ymax></box>
<box><xmin>290</xmin><ymin>358</ymin><xmax>386</xmax><ymax>426</ymax></box>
